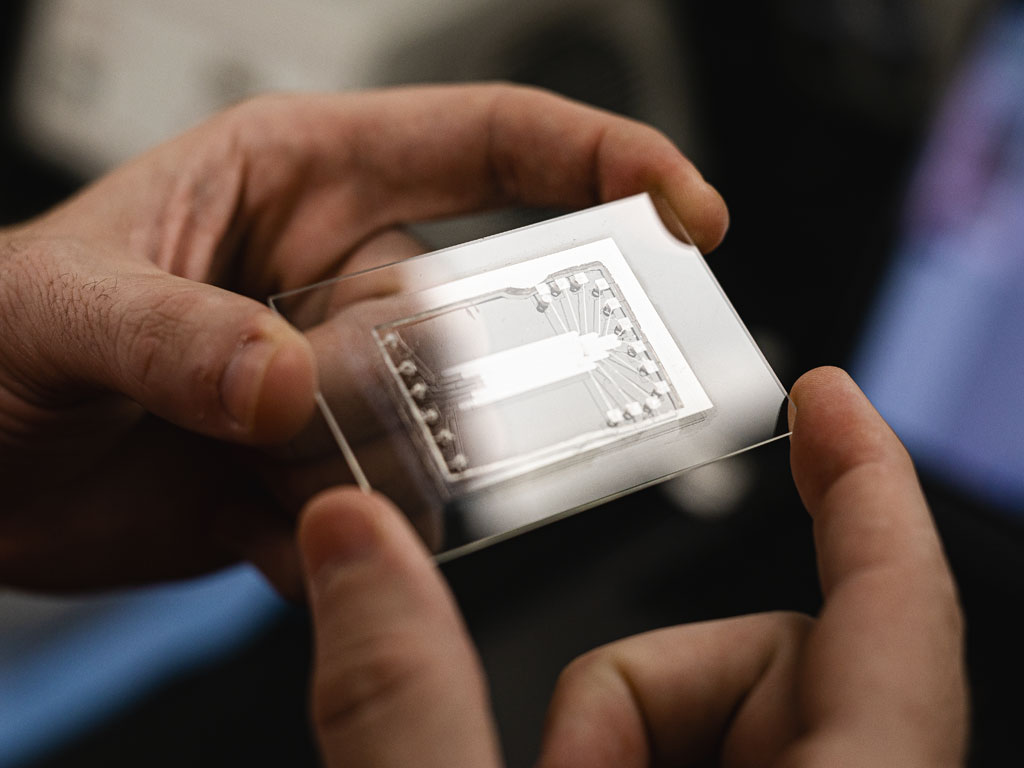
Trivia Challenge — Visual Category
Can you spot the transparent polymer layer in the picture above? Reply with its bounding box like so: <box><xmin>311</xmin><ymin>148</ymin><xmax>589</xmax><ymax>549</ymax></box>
<box><xmin>271</xmin><ymin>194</ymin><xmax>788</xmax><ymax>559</ymax></box>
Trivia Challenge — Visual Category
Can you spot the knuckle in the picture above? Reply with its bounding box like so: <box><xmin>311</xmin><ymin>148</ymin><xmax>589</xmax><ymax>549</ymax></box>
<box><xmin>754</xmin><ymin>610</ymin><xmax>815</xmax><ymax>651</ymax></box>
<box><xmin>487</xmin><ymin>80</ymin><xmax>530</xmax><ymax>101</ymax></box>
<box><xmin>554</xmin><ymin>645</ymin><xmax>613</xmax><ymax>695</ymax></box>
<box><xmin>767</xmin><ymin>609</ymin><xmax>815</xmax><ymax>636</ymax></box>
<box><xmin>215</xmin><ymin>91</ymin><xmax>302</xmax><ymax>151</ymax></box>
<box><xmin>760</xmin><ymin>611</ymin><xmax>816</xmax><ymax>669</ymax></box>
<box><xmin>224</xmin><ymin>90</ymin><xmax>293</xmax><ymax>119</ymax></box>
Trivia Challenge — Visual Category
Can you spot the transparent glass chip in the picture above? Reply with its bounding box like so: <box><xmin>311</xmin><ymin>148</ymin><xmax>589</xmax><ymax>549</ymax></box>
<box><xmin>271</xmin><ymin>194</ymin><xmax>788</xmax><ymax>559</ymax></box>
<box><xmin>374</xmin><ymin>241</ymin><xmax>713</xmax><ymax>493</ymax></box>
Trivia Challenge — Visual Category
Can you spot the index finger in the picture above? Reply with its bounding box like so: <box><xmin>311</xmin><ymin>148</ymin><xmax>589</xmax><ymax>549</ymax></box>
<box><xmin>788</xmin><ymin>366</ymin><xmax>966</xmax><ymax>763</ymax></box>
<box><xmin>789</xmin><ymin>366</ymin><xmax>955</xmax><ymax>599</ymax></box>
<box><xmin>227</xmin><ymin>84</ymin><xmax>727</xmax><ymax>287</ymax></box>
<box><xmin>343</xmin><ymin>84</ymin><xmax>728</xmax><ymax>248</ymax></box>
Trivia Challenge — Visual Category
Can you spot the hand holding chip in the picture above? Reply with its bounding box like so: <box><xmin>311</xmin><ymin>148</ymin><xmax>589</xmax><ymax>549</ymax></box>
<box><xmin>299</xmin><ymin>367</ymin><xmax>968</xmax><ymax>768</ymax></box>
<box><xmin>0</xmin><ymin>84</ymin><xmax>965</xmax><ymax>767</ymax></box>
<box><xmin>0</xmin><ymin>84</ymin><xmax>726</xmax><ymax>591</ymax></box>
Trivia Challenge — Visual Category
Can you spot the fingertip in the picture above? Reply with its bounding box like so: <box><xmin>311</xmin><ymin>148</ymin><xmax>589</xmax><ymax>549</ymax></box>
<box><xmin>299</xmin><ymin>487</ymin><xmax>394</xmax><ymax>580</ymax></box>
<box><xmin>789</xmin><ymin>365</ymin><xmax>856</xmax><ymax>412</ymax></box>
<box><xmin>298</xmin><ymin>485</ymin><xmax>499</xmax><ymax>767</ymax></box>
<box><xmin>788</xmin><ymin>366</ymin><xmax>871</xmax><ymax>458</ymax></box>
<box><xmin>658</xmin><ymin>176</ymin><xmax>729</xmax><ymax>254</ymax></box>
<box><xmin>788</xmin><ymin>366</ymin><xmax>914</xmax><ymax>515</ymax></box>
<box><xmin>788</xmin><ymin>366</ymin><xmax>858</xmax><ymax>433</ymax></box>
<box><xmin>693</xmin><ymin>181</ymin><xmax>730</xmax><ymax>253</ymax></box>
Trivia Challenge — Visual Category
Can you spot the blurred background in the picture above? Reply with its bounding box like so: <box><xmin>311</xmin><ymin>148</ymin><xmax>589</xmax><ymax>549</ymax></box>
<box><xmin>1</xmin><ymin>0</ymin><xmax>1021</xmax><ymax>765</ymax></box>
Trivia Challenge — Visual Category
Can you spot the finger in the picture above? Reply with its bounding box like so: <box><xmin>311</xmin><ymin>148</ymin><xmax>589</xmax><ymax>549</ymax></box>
<box><xmin>6</xmin><ymin>248</ymin><xmax>317</xmax><ymax>444</ymax></box>
<box><xmin>339</xmin><ymin>84</ymin><xmax>726</xmax><ymax>249</ymax></box>
<box><xmin>225</xmin><ymin>84</ymin><xmax>727</xmax><ymax>291</ymax></box>
<box><xmin>342</xmin><ymin>227</ymin><xmax>430</xmax><ymax>276</ymax></box>
<box><xmin>536</xmin><ymin>612</ymin><xmax>810</xmax><ymax>768</ymax></box>
<box><xmin>789</xmin><ymin>366</ymin><xmax>953</xmax><ymax>594</ymax></box>
<box><xmin>275</xmin><ymin>432</ymin><xmax>444</xmax><ymax>549</ymax></box>
<box><xmin>275</xmin><ymin>228</ymin><xmax>429</xmax><ymax>331</ymax></box>
<box><xmin>299</xmin><ymin>488</ymin><xmax>500</xmax><ymax>768</ymax></box>
<box><xmin>788</xmin><ymin>366</ymin><xmax>967</xmax><ymax>765</ymax></box>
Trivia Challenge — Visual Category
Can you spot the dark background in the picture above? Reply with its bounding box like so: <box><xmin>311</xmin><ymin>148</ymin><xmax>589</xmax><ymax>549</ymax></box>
<box><xmin>2</xmin><ymin>1</ymin><xmax>1021</xmax><ymax>766</ymax></box>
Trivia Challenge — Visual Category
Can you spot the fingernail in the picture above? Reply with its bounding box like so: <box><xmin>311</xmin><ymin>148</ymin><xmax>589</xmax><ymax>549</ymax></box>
<box><xmin>787</xmin><ymin>398</ymin><xmax>797</xmax><ymax>432</ymax></box>
<box><xmin>649</xmin><ymin>191</ymin><xmax>693</xmax><ymax>246</ymax></box>
<box><xmin>220</xmin><ymin>335</ymin><xmax>280</xmax><ymax>430</ymax></box>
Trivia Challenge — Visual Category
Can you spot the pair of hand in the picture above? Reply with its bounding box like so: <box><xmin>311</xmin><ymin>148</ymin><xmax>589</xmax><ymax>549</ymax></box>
<box><xmin>0</xmin><ymin>84</ymin><xmax>965</xmax><ymax>765</ymax></box>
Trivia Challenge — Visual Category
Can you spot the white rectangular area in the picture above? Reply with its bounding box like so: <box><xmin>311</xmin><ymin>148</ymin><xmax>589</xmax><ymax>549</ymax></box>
<box><xmin>402</xmin><ymin>238</ymin><xmax>712</xmax><ymax>416</ymax></box>
<box><xmin>374</xmin><ymin>238</ymin><xmax>713</xmax><ymax>490</ymax></box>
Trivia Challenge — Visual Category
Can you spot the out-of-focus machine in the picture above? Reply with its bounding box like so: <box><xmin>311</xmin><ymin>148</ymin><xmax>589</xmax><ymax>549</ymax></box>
<box><xmin>10</xmin><ymin>0</ymin><xmax>700</xmax><ymax>178</ymax></box>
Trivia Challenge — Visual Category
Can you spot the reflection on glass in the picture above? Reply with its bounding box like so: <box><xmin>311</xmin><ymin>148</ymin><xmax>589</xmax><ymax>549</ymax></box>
<box><xmin>271</xmin><ymin>194</ymin><xmax>788</xmax><ymax>557</ymax></box>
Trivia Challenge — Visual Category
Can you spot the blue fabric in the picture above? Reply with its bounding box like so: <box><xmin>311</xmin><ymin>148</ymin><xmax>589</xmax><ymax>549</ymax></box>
<box><xmin>0</xmin><ymin>566</ymin><xmax>284</xmax><ymax>768</ymax></box>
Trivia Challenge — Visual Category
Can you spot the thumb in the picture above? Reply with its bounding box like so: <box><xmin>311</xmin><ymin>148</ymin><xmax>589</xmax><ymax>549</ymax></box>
<box><xmin>30</xmin><ymin>263</ymin><xmax>317</xmax><ymax>443</ymax></box>
<box><xmin>299</xmin><ymin>488</ymin><xmax>501</xmax><ymax>768</ymax></box>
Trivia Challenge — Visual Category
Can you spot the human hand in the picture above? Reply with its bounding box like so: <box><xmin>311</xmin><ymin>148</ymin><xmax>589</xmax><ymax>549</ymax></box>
<box><xmin>0</xmin><ymin>84</ymin><xmax>727</xmax><ymax>592</ymax></box>
<box><xmin>297</xmin><ymin>366</ymin><xmax>967</xmax><ymax>767</ymax></box>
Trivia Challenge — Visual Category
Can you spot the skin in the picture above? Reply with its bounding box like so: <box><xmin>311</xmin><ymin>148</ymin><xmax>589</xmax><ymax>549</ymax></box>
<box><xmin>299</xmin><ymin>367</ymin><xmax>968</xmax><ymax>767</ymax></box>
<box><xmin>0</xmin><ymin>83</ymin><xmax>726</xmax><ymax>592</ymax></box>
<box><xmin>0</xmin><ymin>84</ymin><xmax>965</xmax><ymax>765</ymax></box>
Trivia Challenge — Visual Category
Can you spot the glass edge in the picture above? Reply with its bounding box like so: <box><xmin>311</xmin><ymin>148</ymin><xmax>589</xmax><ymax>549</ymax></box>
<box><xmin>434</xmin><ymin>417</ymin><xmax>793</xmax><ymax>564</ymax></box>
